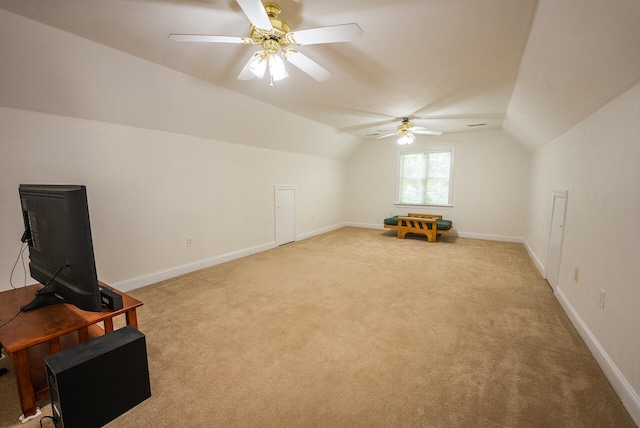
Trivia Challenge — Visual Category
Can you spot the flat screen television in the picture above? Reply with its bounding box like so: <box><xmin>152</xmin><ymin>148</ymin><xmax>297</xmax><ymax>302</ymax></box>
<box><xmin>19</xmin><ymin>184</ymin><xmax>103</xmax><ymax>312</ymax></box>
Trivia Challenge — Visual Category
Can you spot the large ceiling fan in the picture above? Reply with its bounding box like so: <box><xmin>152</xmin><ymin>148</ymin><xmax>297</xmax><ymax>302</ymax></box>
<box><xmin>375</xmin><ymin>118</ymin><xmax>443</xmax><ymax>145</ymax></box>
<box><xmin>169</xmin><ymin>1</ymin><xmax>363</xmax><ymax>85</ymax></box>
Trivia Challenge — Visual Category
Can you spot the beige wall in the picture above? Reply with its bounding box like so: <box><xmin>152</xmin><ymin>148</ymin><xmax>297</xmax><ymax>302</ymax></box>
<box><xmin>0</xmin><ymin>107</ymin><xmax>347</xmax><ymax>290</ymax></box>
<box><xmin>524</xmin><ymin>82</ymin><xmax>640</xmax><ymax>421</ymax></box>
<box><xmin>345</xmin><ymin>129</ymin><xmax>531</xmax><ymax>241</ymax></box>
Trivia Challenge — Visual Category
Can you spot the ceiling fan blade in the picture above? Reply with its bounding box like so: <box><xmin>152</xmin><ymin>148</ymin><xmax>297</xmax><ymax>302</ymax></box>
<box><xmin>413</xmin><ymin>129</ymin><xmax>443</xmax><ymax>136</ymax></box>
<box><xmin>375</xmin><ymin>132</ymin><xmax>398</xmax><ymax>139</ymax></box>
<box><xmin>237</xmin><ymin>52</ymin><xmax>261</xmax><ymax>80</ymax></box>
<box><xmin>169</xmin><ymin>34</ymin><xmax>251</xmax><ymax>44</ymax></box>
<box><xmin>289</xmin><ymin>23</ymin><xmax>363</xmax><ymax>45</ymax></box>
<box><xmin>284</xmin><ymin>51</ymin><xmax>331</xmax><ymax>81</ymax></box>
<box><xmin>236</xmin><ymin>0</ymin><xmax>273</xmax><ymax>30</ymax></box>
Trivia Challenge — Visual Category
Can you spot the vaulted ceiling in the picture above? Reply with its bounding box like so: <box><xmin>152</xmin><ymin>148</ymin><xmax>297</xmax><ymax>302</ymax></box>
<box><xmin>1</xmin><ymin>0</ymin><xmax>639</xmax><ymax>151</ymax></box>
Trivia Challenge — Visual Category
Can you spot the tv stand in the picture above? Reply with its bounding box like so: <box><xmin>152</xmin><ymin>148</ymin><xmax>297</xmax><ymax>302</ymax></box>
<box><xmin>0</xmin><ymin>282</ymin><xmax>143</xmax><ymax>421</ymax></box>
<box><xmin>20</xmin><ymin>288</ymin><xmax>67</xmax><ymax>312</ymax></box>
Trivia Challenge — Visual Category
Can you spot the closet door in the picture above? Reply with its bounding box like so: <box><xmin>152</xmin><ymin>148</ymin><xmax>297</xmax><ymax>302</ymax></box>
<box><xmin>546</xmin><ymin>190</ymin><xmax>568</xmax><ymax>289</ymax></box>
<box><xmin>275</xmin><ymin>186</ymin><xmax>295</xmax><ymax>246</ymax></box>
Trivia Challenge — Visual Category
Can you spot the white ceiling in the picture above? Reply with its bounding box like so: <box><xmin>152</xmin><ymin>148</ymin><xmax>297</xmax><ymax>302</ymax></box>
<box><xmin>1</xmin><ymin>0</ymin><xmax>639</xmax><ymax>151</ymax></box>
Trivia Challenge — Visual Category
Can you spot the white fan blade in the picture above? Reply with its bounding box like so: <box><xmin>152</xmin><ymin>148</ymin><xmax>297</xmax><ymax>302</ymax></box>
<box><xmin>237</xmin><ymin>52</ymin><xmax>261</xmax><ymax>80</ymax></box>
<box><xmin>413</xmin><ymin>129</ymin><xmax>443</xmax><ymax>136</ymax></box>
<box><xmin>169</xmin><ymin>34</ymin><xmax>251</xmax><ymax>44</ymax></box>
<box><xmin>236</xmin><ymin>0</ymin><xmax>273</xmax><ymax>30</ymax></box>
<box><xmin>284</xmin><ymin>51</ymin><xmax>331</xmax><ymax>81</ymax></box>
<box><xmin>289</xmin><ymin>23</ymin><xmax>363</xmax><ymax>45</ymax></box>
<box><xmin>375</xmin><ymin>132</ymin><xmax>398</xmax><ymax>139</ymax></box>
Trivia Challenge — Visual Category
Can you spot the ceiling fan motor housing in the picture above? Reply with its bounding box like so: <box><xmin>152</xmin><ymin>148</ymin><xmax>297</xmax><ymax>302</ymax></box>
<box><xmin>398</xmin><ymin>118</ymin><xmax>413</xmax><ymax>132</ymax></box>
<box><xmin>249</xmin><ymin>2</ymin><xmax>294</xmax><ymax>52</ymax></box>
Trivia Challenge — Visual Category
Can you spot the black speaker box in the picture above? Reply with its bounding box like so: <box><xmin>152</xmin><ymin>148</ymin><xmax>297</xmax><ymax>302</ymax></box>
<box><xmin>45</xmin><ymin>326</ymin><xmax>151</xmax><ymax>428</ymax></box>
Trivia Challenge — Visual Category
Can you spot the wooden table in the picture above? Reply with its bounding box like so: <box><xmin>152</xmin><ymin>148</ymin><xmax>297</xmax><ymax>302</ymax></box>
<box><xmin>0</xmin><ymin>283</ymin><xmax>143</xmax><ymax>420</ymax></box>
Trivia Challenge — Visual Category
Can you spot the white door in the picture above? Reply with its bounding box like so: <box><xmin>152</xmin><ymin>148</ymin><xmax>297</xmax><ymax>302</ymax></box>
<box><xmin>275</xmin><ymin>186</ymin><xmax>295</xmax><ymax>246</ymax></box>
<box><xmin>546</xmin><ymin>190</ymin><xmax>568</xmax><ymax>289</ymax></box>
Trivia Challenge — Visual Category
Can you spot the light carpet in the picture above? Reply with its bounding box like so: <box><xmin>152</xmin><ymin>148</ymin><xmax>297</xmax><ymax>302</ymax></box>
<box><xmin>0</xmin><ymin>227</ymin><xmax>635</xmax><ymax>427</ymax></box>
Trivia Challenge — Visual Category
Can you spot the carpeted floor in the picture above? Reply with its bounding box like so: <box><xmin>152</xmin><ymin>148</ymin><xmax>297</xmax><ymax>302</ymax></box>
<box><xmin>1</xmin><ymin>227</ymin><xmax>636</xmax><ymax>427</ymax></box>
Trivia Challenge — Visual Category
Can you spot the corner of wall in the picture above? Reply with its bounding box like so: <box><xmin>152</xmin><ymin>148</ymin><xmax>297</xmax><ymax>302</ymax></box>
<box><xmin>522</xmin><ymin>237</ymin><xmax>545</xmax><ymax>277</ymax></box>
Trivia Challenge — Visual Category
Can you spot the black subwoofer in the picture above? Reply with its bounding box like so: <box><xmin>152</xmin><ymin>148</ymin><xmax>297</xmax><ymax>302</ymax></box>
<box><xmin>45</xmin><ymin>326</ymin><xmax>151</xmax><ymax>428</ymax></box>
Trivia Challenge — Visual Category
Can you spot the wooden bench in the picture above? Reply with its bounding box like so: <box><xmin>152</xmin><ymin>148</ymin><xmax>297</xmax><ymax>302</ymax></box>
<box><xmin>384</xmin><ymin>213</ymin><xmax>452</xmax><ymax>243</ymax></box>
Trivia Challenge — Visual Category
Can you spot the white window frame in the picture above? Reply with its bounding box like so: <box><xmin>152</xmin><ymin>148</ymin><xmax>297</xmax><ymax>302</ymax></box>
<box><xmin>395</xmin><ymin>146</ymin><xmax>455</xmax><ymax>207</ymax></box>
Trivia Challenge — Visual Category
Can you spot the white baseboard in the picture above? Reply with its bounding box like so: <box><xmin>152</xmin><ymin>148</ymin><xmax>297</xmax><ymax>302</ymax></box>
<box><xmin>554</xmin><ymin>287</ymin><xmax>640</xmax><ymax>426</ymax></box>
<box><xmin>110</xmin><ymin>241</ymin><xmax>275</xmax><ymax>292</ymax></box>
<box><xmin>454</xmin><ymin>231</ymin><xmax>523</xmax><ymax>243</ymax></box>
<box><xmin>297</xmin><ymin>223</ymin><xmax>346</xmax><ymax>241</ymax></box>
<box><xmin>345</xmin><ymin>222</ymin><xmax>385</xmax><ymax>229</ymax></box>
<box><xmin>522</xmin><ymin>238</ymin><xmax>546</xmax><ymax>277</ymax></box>
<box><xmin>110</xmin><ymin>223</ymin><xmax>348</xmax><ymax>292</ymax></box>
<box><xmin>346</xmin><ymin>222</ymin><xmax>525</xmax><ymax>244</ymax></box>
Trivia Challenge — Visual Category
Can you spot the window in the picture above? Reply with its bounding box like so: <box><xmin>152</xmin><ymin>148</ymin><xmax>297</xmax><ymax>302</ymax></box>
<box><xmin>397</xmin><ymin>147</ymin><xmax>454</xmax><ymax>206</ymax></box>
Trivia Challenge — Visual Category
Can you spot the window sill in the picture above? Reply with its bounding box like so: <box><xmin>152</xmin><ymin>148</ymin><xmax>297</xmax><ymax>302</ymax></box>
<box><xmin>394</xmin><ymin>203</ymin><xmax>453</xmax><ymax>209</ymax></box>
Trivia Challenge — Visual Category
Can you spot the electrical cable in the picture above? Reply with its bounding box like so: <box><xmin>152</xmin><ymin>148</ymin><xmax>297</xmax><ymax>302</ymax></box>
<box><xmin>10</xmin><ymin>241</ymin><xmax>29</xmax><ymax>288</ymax></box>
<box><xmin>1</xmin><ymin>241</ymin><xmax>32</xmax><ymax>328</ymax></box>
<box><xmin>37</xmin><ymin>264</ymin><xmax>66</xmax><ymax>294</ymax></box>
<box><xmin>0</xmin><ymin>309</ymin><xmax>21</xmax><ymax>330</ymax></box>
<box><xmin>2</xmin><ymin>265</ymin><xmax>66</xmax><ymax>329</ymax></box>
<box><xmin>39</xmin><ymin>415</ymin><xmax>55</xmax><ymax>427</ymax></box>
<box><xmin>9</xmin><ymin>241</ymin><xmax>29</xmax><ymax>289</ymax></box>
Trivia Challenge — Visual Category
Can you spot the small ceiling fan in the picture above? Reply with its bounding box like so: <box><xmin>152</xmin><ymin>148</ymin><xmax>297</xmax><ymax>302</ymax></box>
<box><xmin>169</xmin><ymin>0</ymin><xmax>363</xmax><ymax>85</ymax></box>
<box><xmin>374</xmin><ymin>118</ymin><xmax>443</xmax><ymax>145</ymax></box>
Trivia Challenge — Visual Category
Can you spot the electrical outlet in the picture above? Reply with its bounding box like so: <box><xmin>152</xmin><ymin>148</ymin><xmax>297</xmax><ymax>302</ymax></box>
<box><xmin>573</xmin><ymin>268</ymin><xmax>579</xmax><ymax>283</ymax></box>
<box><xmin>186</xmin><ymin>237</ymin><xmax>193</xmax><ymax>247</ymax></box>
<box><xmin>599</xmin><ymin>289</ymin><xmax>606</xmax><ymax>309</ymax></box>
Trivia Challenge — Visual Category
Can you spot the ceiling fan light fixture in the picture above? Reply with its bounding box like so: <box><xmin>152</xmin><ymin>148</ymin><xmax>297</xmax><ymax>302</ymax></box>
<box><xmin>248</xmin><ymin>52</ymin><xmax>268</xmax><ymax>79</ymax></box>
<box><xmin>397</xmin><ymin>132</ymin><xmax>415</xmax><ymax>146</ymax></box>
<box><xmin>268</xmin><ymin>52</ymin><xmax>288</xmax><ymax>82</ymax></box>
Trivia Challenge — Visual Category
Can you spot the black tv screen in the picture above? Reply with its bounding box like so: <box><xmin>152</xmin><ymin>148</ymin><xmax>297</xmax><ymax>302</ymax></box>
<box><xmin>19</xmin><ymin>184</ymin><xmax>102</xmax><ymax>312</ymax></box>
